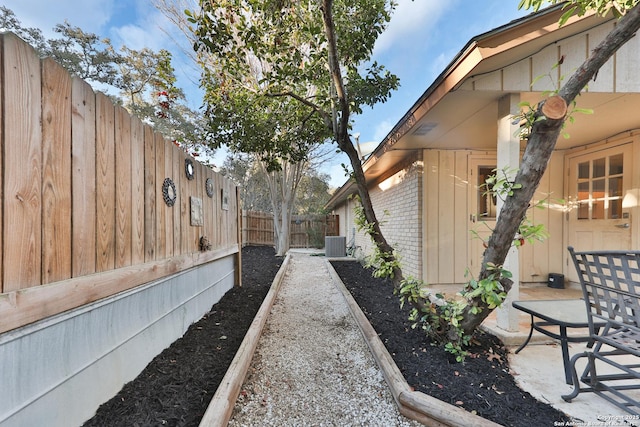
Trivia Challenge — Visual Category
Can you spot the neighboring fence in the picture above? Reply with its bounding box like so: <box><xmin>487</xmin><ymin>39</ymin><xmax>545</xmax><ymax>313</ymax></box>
<box><xmin>0</xmin><ymin>33</ymin><xmax>241</xmax><ymax>334</ymax></box>
<box><xmin>242</xmin><ymin>211</ymin><xmax>339</xmax><ymax>248</ymax></box>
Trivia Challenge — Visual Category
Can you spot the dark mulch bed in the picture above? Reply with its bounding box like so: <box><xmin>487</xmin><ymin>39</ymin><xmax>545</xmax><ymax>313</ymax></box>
<box><xmin>84</xmin><ymin>247</ymin><xmax>569</xmax><ymax>426</ymax></box>
<box><xmin>83</xmin><ymin>246</ymin><xmax>283</xmax><ymax>427</ymax></box>
<box><xmin>331</xmin><ymin>260</ymin><xmax>571</xmax><ymax>427</ymax></box>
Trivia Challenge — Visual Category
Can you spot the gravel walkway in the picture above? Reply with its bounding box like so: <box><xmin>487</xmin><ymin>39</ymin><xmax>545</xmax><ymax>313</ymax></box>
<box><xmin>227</xmin><ymin>251</ymin><xmax>420</xmax><ymax>426</ymax></box>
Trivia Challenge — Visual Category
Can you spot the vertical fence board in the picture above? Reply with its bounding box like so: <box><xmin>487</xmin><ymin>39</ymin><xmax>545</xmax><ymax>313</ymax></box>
<box><xmin>205</xmin><ymin>168</ymin><xmax>215</xmax><ymax>248</ymax></box>
<box><xmin>214</xmin><ymin>173</ymin><xmax>222</xmax><ymax>247</ymax></box>
<box><xmin>231</xmin><ymin>181</ymin><xmax>239</xmax><ymax>246</ymax></box>
<box><xmin>189</xmin><ymin>157</ymin><xmax>203</xmax><ymax>249</ymax></box>
<box><xmin>179</xmin><ymin>151</ymin><xmax>191</xmax><ymax>253</ymax></box>
<box><xmin>115</xmin><ymin>105</ymin><xmax>132</xmax><ymax>268</ymax></box>
<box><xmin>216</xmin><ymin>176</ymin><xmax>225</xmax><ymax>246</ymax></box>
<box><xmin>0</xmin><ymin>37</ymin><xmax>3</xmax><ymax>292</ymax></box>
<box><xmin>220</xmin><ymin>179</ymin><xmax>229</xmax><ymax>246</ymax></box>
<box><xmin>196</xmin><ymin>163</ymin><xmax>204</xmax><ymax>247</ymax></box>
<box><xmin>71</xmin><ymin>77</ymin><xmax>96</xmax><ymax>277</ymax></box>
<box><xmin>195</xmin><ymin>160</ymin><xmax>204</xmax><ymax>247</ymax></box>
<box><xmin>3</xmin><ymin>34</ymin><xmax>42</xmax><ymax>291</ymax></box>
<box><xmin>172</xmin><ymin>145</ymin><xmax>182</xmax><ymax>255</ymax></box>
<box><xmin>41</xmin><ymin>58</ymin><xmax>72</xmax><ymax>285</ymax></box>
<box><xmin>290</xmin><ymin>218</ymin><xmax>306</xmax><ymax>247</ymax></box>
<box><xmin>164</xmin><ymin>138</ymin><xmax>174</xmax><ymax>257</ymax></box>
<box><xmin>205</xmin><ymin>167</ymin><xmax>216</xmax><ymax>245</ymax></box>
<box><xmin>202</xmin><ymin>166</ymin><xmax>209</xmax><ymax>247</ymax></box>
<box><xmin>131</xmin><ymin>116</ymin><xmax>145</xmax><ymax>264</ymax></box>
<box><xmin>211</xmin><ymin>170</ymin><xmax>219</xmax><ymax>247</ymax></box>
<box><xmin>96</xmin><ymin>93</ymin><xmax>116</xmax><ymax>272</ymax></box>
<box><xmin>144</xmin><ymin>126</ymin><xmax>156</xmax><ymax>261</ymax></box>
<box><xmin>190</xmin><ymin>157</ymin><xmax>198</xmax><ymax>251</ymax></box>
<box><xmin>155</xmin><ymin>132</ymin><xmax>167</xmax><ymax>259</ymax></box>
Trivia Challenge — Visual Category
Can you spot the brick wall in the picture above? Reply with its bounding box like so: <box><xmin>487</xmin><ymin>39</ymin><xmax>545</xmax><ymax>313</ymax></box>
<box><xmin>350</xmin><ymin>160</ymin><xmax>423</xmax><ymax>280</ymax></box>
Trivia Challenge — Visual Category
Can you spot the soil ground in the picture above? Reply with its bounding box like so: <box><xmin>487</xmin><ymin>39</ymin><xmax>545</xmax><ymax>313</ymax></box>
<box><xmin>82</xmin><ymin>246</ymin><xmax>283</xmax><ymax>427</ymax></box>
<box><xmin>83</xmin><ymin>247</ymin><xmax>569</xmax><ymax>426</ymax></box>
<box><xmin>331</xmin><ymin>260</ymin><xmax>570</xmax><ymax>427</ymax></box>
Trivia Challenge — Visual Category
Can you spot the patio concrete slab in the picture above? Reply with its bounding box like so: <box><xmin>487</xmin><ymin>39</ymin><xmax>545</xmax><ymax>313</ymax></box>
<box><xmin>479</xmin><ymin>285</ymin><xmax>640</xmax><ymax>425</ymax></box>
<box><xmin>507</xmin><ymin>340</ymin><xmax>640</xmax><ymax>425</ymax></box>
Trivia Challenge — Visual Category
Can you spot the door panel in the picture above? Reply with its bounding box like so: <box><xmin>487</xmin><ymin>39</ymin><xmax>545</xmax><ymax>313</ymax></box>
<box><xmin>567</xmin><ymin>144</ymin><xmax>633</xmax><ymax>281</ymax></box>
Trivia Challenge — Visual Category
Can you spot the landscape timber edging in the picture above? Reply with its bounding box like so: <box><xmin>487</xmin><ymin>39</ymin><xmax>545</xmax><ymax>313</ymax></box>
<box><xmin>326</xmin><ymin>259</ymin><xmax>502</xmax><ymax>427</ymax></box>
<box><xmin>198</xmin><ymin>252</ymin><xmax>291</xmax><ymax>427</ymax></box>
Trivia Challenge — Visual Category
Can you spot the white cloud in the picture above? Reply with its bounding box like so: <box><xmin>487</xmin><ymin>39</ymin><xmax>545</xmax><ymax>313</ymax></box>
<box><xmin>373</xmin><ymin>0</ymin><xmax>450</xmax><ymax>56</ymax></box>
<box><xmin>3</xmin><ymin>0</ymin><xmax>172</xmax><ymax>53</ymax></box>
<box><xmin>373</xmin><ymin>119</ymin><xmax>394</xmax><ymax>142</ymax></box>
<box><xmin>2</xmin><ymin>0</ymin><xmax>114</xmax><ymax>38</ymax></box>
<box><xmin>430</xmin><ymin>51</ymin><xmax>455</xmax><ymax>78</ymax></box>
<box><xmin>107</xmin><ymin>1</ymin><xmax>169</xmax><ymax>50</ymax></box>
<box><xmin>113</xmin><ymin>1</ymin><xmax>203</xmax><ymax>106</ymax></box>
<box><xmin>113</xmin><ymin>23</ymin><xmax>162</xmax><ymax>50</ymax></box>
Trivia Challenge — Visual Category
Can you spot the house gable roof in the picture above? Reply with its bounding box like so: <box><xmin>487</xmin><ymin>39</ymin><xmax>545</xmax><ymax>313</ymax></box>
<box><xmin>326</xmin><ymin>5</ymin><xmax>640</xmax><ymax>210</ymax></box>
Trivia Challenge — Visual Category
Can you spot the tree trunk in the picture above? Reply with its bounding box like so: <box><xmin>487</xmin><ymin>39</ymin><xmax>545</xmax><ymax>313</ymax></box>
<box><xmin>459</xmin><ymin>5</ymin><xmax>640</xmax><ymax>336</ymax></box>
<box><xmin>342</xmin><ymin>135</ymin><xmax>404</xmax><ymax>286</ymax></box>
<box><xmin>260</xmin><ymin>158</ymin><xmax>305</xmax><ymax>256</ymax></box>
<box><xmin>277</xmin><ymin>200</ymin><xmax>291</xmax><ymax>256</ymax></box>
<box><xmin>321</xmin><ymin>0</ymin><xmax>404</xmax><ymax>286</ymax></box>
<box><xmin>271</xmin><ymin>189</ymin><xmax>284</xmax><ymax>254</ymax></box>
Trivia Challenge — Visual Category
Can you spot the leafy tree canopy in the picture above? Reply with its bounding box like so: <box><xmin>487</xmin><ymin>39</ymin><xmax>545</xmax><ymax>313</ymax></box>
<box><xmin>189</xmin><ymin>0</ymin><xmax>400</xmax><ymax>166</ymax></box>
<box><xmin>47</xmin><ymin>21</ymin><xmax>121</xmax><ymax>86</ymax></box>
<box><xmin>521</xmin><ymin>0</ymin><xmax>639</xmax><ymax>24</ymax></box>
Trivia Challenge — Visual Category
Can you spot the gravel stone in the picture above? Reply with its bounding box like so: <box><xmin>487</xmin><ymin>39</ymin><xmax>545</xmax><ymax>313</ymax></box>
<box><xmin>227</xmin><ymin>252</ymin><xmax>421</xmax><ymax>426</ymax></box>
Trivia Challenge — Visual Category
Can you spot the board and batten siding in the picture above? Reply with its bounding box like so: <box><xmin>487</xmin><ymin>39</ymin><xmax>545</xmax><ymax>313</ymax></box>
<box><xmin>518</xmin><ymin>151</ymin><xmax>565</xmax><ymax>282</ymax></box>
<box><xmin>423</xmin><ymin>150</ymin><xmax>470</xmax><ymax>285</ymax></box>
<box><xmin>336</xmin><ymin>149</ymin><xmax>564</xmax><ymax>286</ymax></box>
<box><xmin>463</xmin><ymin>19</ymin><xmax>638</xmax><ymax>94</ymax></box>
<box><xmin>422</xmin><ymin>149</ymin><xmax>565</xmax><ymax>286</ymax></box>
<box><xmin>0</xmin><ymin>32</ymin><xmax>241</xmax><ymax>334</ymax></box>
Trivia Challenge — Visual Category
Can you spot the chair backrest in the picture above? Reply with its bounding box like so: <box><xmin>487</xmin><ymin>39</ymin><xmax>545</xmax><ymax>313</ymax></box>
<box><xmin>568</xmin><ymin>246</ymin><xmax>640</xmax><ymax>336</ymax></box>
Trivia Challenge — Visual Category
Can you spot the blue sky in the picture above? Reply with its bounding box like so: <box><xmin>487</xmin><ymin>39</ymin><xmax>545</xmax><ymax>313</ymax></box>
<box><xmin>2</xmin><ymin>0</ymin><xmax>532</xmax><ymax>187</ymax></box>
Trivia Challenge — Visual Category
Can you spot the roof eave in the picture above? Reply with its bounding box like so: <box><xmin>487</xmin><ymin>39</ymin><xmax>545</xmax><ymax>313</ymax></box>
<box><xmin>327</xmin><ymin>4</ymin><xmax>598</xmax><ymax>210</ymax></box>
<box><xmin>362</xmin><ymin>4</ymin><xmax>581</xmax><ymax>172</ymax></box>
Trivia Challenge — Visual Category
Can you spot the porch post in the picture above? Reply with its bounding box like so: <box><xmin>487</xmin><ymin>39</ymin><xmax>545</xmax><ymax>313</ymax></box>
<box><xmin>496</xmin><ymin>94</ymin><xmax>521</xmax><ymax>332</ymax></box>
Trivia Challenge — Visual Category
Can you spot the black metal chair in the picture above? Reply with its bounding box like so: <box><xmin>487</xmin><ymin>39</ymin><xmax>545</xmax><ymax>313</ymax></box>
<box><xmin>563</xmin><ymin>247</ymin><xmax>640</xmax><ymax>415</ymax></box>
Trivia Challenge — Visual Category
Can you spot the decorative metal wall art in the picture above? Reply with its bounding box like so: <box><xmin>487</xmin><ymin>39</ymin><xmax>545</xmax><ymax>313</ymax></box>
<box><xmin>185</xmin><ymin>158</ymin><xmax>195</xmax><ymax>180</ymax></box>
<box><xmin>162</xmin><ymin>178</ymin><xmax>177</xmax><ymax>206</ymax></box>
<box><xmin>205</xmin><ymin>178</ymin><xmax>214</xmax><ymax>198</ymax></box>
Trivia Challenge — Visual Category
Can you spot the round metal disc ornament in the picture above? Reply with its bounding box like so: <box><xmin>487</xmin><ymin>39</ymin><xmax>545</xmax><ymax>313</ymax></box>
<box><xmin>185</xmin><ymin>158</ymin><xmax>195</xmax><ymax>180</ymax></box>
<box><xmin>162</xmin><ymin>178</ymin><xmax>177</xmax><ymax>206</ymax></box>
<box><xmin>205</xmin><ymin>178</ymin><xmax>214</xmax><ymax>198</ymax></box>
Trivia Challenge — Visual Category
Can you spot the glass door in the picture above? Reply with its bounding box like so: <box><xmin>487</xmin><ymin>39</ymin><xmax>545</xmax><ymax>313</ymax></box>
<box><xmin>567</xmin><ymin>144</ymin><xmax>632</xmax><ymax>280</ymax></box>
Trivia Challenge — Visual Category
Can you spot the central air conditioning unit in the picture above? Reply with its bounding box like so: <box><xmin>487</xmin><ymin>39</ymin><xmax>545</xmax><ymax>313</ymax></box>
<box><xmin>325</xmin><ymin>236</ymin><xmax>346</xmax><ymax>257</ymax></box>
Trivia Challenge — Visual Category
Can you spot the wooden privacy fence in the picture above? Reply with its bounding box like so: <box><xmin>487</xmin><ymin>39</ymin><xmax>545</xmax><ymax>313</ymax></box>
<box><xmin>0</xmin><ymin>33</ymin><xmax>240</xmax><ymax>334</ymax></box>
<box><xmin>242</xmin><ymin>211</ymin><xmax>339</xmax><ymax>248</ymax></box>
